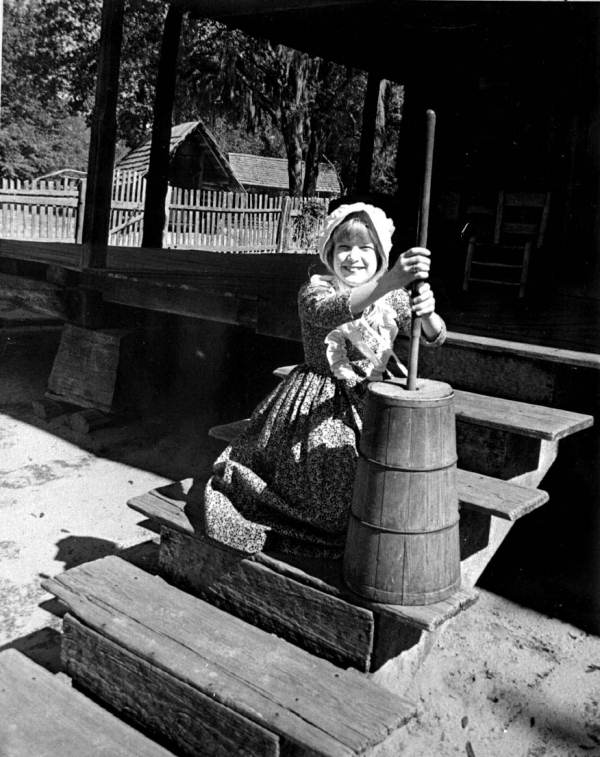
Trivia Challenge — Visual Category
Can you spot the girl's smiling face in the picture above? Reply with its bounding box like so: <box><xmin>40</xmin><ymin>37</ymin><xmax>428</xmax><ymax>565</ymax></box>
<box><xmin>331</xmin><ymin>224</ymin><xmax>380</xmax><ymax>287</ymax></box>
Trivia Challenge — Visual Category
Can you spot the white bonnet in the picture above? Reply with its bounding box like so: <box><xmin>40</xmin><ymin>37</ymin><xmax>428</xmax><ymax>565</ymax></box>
<box><xmin>318</xmin><ymin>202</ymin><xmax>395</xmax><ymax>272</ymax></box>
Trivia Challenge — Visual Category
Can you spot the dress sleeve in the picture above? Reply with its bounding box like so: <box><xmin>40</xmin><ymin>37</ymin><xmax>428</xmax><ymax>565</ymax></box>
<box><xmin>298</xmin><ymin>281</ymin><xmax>355</xmax><ymax>329</ymax></box>
<box><xmin>386</xmin><ymin>289</ymin><xmax>447</xmax><ymax>346</ymax></box>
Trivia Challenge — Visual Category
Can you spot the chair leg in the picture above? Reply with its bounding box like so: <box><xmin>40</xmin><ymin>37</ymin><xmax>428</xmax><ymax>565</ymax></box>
<box><xmin>519</xmin><ymin>241</ymin><xmax>532</xmax><ymax>298</ymax></box>
<box><xmin>463</xmin><ymin>238</ymin><xmax>476</xmax><ymax>292</ymax></box>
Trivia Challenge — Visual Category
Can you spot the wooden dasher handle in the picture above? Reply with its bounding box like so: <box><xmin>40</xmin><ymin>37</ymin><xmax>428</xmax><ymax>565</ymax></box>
<box><xmin>407</xmin><ymin>109</ymin><xmax>436</xmax><ymax>391</ymax></box>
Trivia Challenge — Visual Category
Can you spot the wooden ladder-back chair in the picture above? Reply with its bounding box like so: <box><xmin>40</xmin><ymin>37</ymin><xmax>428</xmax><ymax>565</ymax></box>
<box><xmin>462</xmin><ymin>190</ymin><xmax>551</xmax><ymax>298</ymax></box>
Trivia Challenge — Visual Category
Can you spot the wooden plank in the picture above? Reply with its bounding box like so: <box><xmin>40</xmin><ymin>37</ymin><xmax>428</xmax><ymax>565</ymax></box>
<box><xmin>47</xmin><ymin>325</ymin><xmax>132</xmax><ymax>412</ymax></box>
<box><xmin>454</xmin><ymin>389</ymin><xmax>593</xmax><ymax>440</ymax></box>
<box><xmin>0</xmin><ymin>194</ymin><xmax>79</xmax><ymax>206</ymax></box>
<box><xmin>206</xmin><ymin>420</ymin><xmax>549</xmax><ymax>520</ymax></box>
<box><xmin>63</xmin><ymin>616</ymin><xmax>280</xmax><ymax>757</ymax></box>
<box><xmin>32</xmin><ymin>398</ymin><xmax>79</xmax><ymax>421</ymax></box>
<box><xmin>457</xmin><ymin>469</ymin><xmax>548</xmax><ymax>520</ymax></box>
<box><xmin>0</xmin><ymin>272</ymin><xmax>67</xmax><ymax>319</ymax></box>
<box><xmin>0</xmin><ymin>649</ymin><xmax>173</xmax><ymax>757</ymax></box>
<box><xmin>159</xmin><ymin>527</ymin><xmax>375</xmax><ymax>671</ymax></box>
<box><xmin>44</xmin><ymin>557</ymin><xmax>415</xmax><ymax>757</ymax></box>
<box><xmin>269</xmin><ymin>369</ymin><xmax>593</xmax><ymax>440</ymax></box>
<box><xmin>443</xmin><ymin>331</ymin><xmax>600</xmax><ymax>371</ymax></box>
<box><xmin>85</xmin><ymin>271</ymin><xmax>254</xmax><ymax>326</ymax></box>
<box><xmin>69</xmin><ymin>408</ymin><xmax>117</xmax><ymax>434</ymax></box>
<box><xmin>0</xmin><ymin>239</ymin><xmax>81</xmax><ymax>269</ymax></box>
<box><xmin>128</xmin><ymin>484</ymin><xmax>477</xmax><ymax>632</ymax></box>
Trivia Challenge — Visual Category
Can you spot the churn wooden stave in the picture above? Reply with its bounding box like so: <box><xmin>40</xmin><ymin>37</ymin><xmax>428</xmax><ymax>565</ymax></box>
<box><xmin>343</xmin><ymin>378</ymin><xmax>461</xmax><ymax>605</ymax></box>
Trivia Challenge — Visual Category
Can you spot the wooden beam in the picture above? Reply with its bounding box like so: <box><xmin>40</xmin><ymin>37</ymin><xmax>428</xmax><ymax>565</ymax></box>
<box><xmin>185</xmin><ymin>0</ymin><xmax>367</xmax><ymax>18</ymax></box>
<box><xmin>356</xmin><ymin>71</ymin><xmax>381</xmax><ymax>193</ymax></box>
<box><xmin>589</xmin><ymin>5</ymin><xmax>600</xmax><ymax>295</ymax></box>
<box><xmin>81</xmin><ymin>0</ymin><xmax>124</xmax><ymax>269</ymax></box>
<box><xmin>142</xmin><ymin>5</ymin><xmax>184</xmax><ymax>248</ymax></box>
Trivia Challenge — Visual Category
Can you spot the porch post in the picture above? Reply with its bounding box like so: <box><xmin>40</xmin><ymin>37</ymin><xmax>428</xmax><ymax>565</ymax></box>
<box><xmin>355</xmin><ymin>71</ymin><xmax>382</xmax><ymax>193</ymax></box>
<box><xmin>589</xmin><ymin>6</ymin><xmax>600</xmax><ymax>295</ymax></box>
<box><xmin>142</xmin><ymin>4</ymin><xmax>184</xmax><ymax>249</ymax></box>
<box><xmin>81</xmin><ymin>0</ymin><xmax>124</xmax><ymax>269</ymax></box>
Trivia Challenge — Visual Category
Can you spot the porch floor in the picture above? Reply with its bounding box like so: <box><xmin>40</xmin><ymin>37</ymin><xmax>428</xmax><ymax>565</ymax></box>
<box><xmin>437</xmin><ymin>285</ymin><xmax>600</xmax><ymax>355</ymax></box>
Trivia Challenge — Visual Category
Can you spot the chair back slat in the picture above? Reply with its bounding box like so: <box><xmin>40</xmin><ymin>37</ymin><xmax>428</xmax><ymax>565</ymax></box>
<box><xmin>463</xmin><ymin>189</ymin><xmax>551</xmax><ymax>298</ymax></box>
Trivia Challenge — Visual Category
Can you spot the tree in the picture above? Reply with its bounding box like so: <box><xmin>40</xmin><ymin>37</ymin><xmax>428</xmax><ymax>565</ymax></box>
<box><xmin>181</xmin><ymin>21</ymin><xmax>366</xmax><ymax>196</ymax></box>
<box><xmin>0</xmin><ymin>1</ymin><xmax>91</xmax><ymax>178</ymax></box>
<box><xmin>1</xmin><ymin>3</ymin><xmax>395</xmax><ymax>194</ymax></box>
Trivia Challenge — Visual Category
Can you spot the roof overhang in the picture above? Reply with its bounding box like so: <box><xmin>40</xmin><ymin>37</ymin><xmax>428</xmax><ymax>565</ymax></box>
<box><xmin>175</xmin><ymin>1</ymin><xmax>590</xmax><ymax>86</ymax></box>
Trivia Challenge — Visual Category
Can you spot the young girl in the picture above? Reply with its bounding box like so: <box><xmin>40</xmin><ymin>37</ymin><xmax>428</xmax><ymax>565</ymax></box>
<box><xmin>202</xmin><ymin>202</ymin><xmax>446</xmax><ymax>558</ymax></box>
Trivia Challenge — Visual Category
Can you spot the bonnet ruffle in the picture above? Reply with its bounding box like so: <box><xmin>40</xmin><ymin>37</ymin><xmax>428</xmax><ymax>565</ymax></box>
<box><xmin>317</xmin><ymin>202</ymin><xmax>395</xmax><ymax>273</ymax></box>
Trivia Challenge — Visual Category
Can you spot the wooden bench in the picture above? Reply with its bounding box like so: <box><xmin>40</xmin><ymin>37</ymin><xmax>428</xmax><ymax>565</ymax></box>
<box><xmin>0</xmin><ymin>649</ymin><xmax>172</xmax><ymax>757</ymax></box>
<box><xmin>206</xmin><ymin>378</ymin><xmax>594</xmax><ymax>594</ymax></box>
<box><xmin>271</xmin><ymin>365</ymin><xmax>594</xmax><ymax>487</ymax></box>
<box><xmin>207</xmin><ymin>419</ymin><xmax>549</xmax><ymax>521</ymax></box>
<box><xmin>129</xmin><ymin>480</ymin><xmax>478</xmax><ymax>683</ymax></box>
<box><xmin>43</xmin><ymin>555</ymin><xmax>416</xmax><ymax>757</ymax></box>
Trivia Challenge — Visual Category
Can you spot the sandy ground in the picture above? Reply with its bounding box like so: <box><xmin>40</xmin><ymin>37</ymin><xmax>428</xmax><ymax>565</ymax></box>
<box><xmin>1</xmin><ymin>325</ymin><xmax>599</xmax><ymax>756</ymax></box>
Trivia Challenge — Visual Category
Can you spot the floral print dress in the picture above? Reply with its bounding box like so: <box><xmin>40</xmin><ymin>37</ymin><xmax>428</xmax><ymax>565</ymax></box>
<box><xmin>202</xmin><ymin>275</ymin><xmax>446</xmax><ymax>558</ymax></box>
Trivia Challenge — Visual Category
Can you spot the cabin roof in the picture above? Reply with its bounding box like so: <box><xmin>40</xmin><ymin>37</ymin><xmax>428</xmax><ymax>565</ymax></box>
<box><xmin>117</xmin><ymin>120</ymin><xmax>339</xmax><ymax>194</ymax></box>
<box><xmin>117</xmin><ymin>122</ymin><xmax>199</xmax><ymax>173</ymax></box>
<box><xmin>116</xmin><ymin>120</ymin><xmax>243</xmax><ymax>189</ymax></box>
<box><xmin>227</xmin><ymin>152</ymin><xmax>340</xmax><ymax>194</ymax></box>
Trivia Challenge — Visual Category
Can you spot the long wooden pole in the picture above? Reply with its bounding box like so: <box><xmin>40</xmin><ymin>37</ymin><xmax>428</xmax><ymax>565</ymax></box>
<box><xmin>81</xmin><ymin>0</ymin><xmax>124</xmax><ymax>268</ymax></box>
<box><xmin>406</xmin><ymin>109</ymin><xmax>436</xmax><ymax>391</ymax></box>
<box><xmin>142</xmin><ymin>4</ymin><xmax>184</xmax><ymax>248</ymax></box>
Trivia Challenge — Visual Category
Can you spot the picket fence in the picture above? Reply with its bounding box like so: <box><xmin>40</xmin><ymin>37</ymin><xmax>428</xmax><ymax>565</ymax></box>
<box><xmin>0</xmin><ymin>170</ymin><xmax>330</xmax><ymax>254</ymax></box>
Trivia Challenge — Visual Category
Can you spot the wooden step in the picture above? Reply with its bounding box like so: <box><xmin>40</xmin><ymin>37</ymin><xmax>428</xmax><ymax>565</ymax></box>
<box><xmin>0</xmin><ymin>649</ymin><xmax>173</xmax><ymax>757</ymax></box>
<box><xmin>207</xmin><ymin>421</ymin><xmax>549</xmax><ymax>521</ymax></box>
<box><xmin>271</xmin><ymin>365</ymin><xmax>593</xmax><ymax>441</ymax></box>
<box><xmin>43</xmin><ymin>556</ymin><xmax>416</xmax><ymax>757</ymax></box>
<box><xmin>128</xmin><ymin>482</ymin><xmax>478</xmax><ymax>682</ymax></box>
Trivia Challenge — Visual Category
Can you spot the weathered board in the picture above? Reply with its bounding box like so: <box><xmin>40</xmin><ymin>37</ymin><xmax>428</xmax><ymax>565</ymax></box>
<box><xmin>63</xmin><ymin>616</ymin><xmax>280</xmax><ymax>757</ymax></box>
<box><xmin>456</xmin><ymin>469</ymin><xmax>548</xmax><ymax>520</ymax></box>
<box><xmin>128</xmin><ymin>485</ymin><xmax>478</xmax><ymax>633</ymax></box>
<box><xmin>46</xmin><ymin>324</ymin><xmax>133</xmax><ymax>412</ymax></box>
<box><xmin>271</xmin><ymin>368</ymin><xmax>593</xmax><ymax>441</ymax></box>
<box><xmin>44</xmin><ymin>556</ymin><xmax>415</xmax><ymax>757</ymax></box>
<box><xmin>31</xmin><ymin>398</ymin><xmax>78</xmax><ymax>421</ymax></box>
<box><xmin>160</xmin><ymin>527</ymin><xmax>374</xmax><ymax>671</ymax></box>
<box><xmin>206</xmin><ymin>423</ymin><xmax>549</xmax><ymax>520</ymax></box>
<box><xmin>454</xmin><ymin>389</ymin><xmax>593</xmax><ymax>441</ymax></box>
<box><xmin>0</xmin><ymin>648</ymin><xmax>173</xmax><ymax>757</ymax></box>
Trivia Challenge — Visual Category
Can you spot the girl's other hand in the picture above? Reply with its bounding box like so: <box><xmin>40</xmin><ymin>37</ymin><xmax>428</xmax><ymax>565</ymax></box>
<box><xmin>389</xmin><ymin>247</ymin><xmax>431</xmax><ymax>289</ymax></box>
<box><xmin>410</xmin><ymin>282</ymin><xmax>436</xmax><ymax>317</ymax></box>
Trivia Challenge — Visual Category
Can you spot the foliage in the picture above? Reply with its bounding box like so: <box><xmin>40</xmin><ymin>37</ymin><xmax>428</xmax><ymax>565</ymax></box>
<box><xmin>1</xmin><ymin>2</ymin><xmax>399</xmax><ymax>193</ymax></box>
<box><xmin>0</xmin><ymin>1</ymin><xmax>91</xmax><ymax>178</ymax></box>
<box><xmin>183</xmin><ymin>21</ymin><xmax>365</xmax><ymax>195</ymax></box>
<box><xmin>370</xmin><ymin>80</ymin><xmax>405</xmax><ymax>195</ymax></box>
<box><xmin>290</xmin><ymin>198</ymin><xmax>328</xmax><ymax>251</ymax></box>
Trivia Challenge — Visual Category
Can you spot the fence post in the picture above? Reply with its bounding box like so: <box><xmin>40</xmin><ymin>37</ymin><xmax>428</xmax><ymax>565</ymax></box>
<box><xmin>162</xmin><ymin>184</ymin><xmax>172</xmax><ymax>248</ymax></box>
<box><xmin>276</xmin><ymin>195</ymin><xmax>293</xmax><ymax>254</ymax></box>
<box><xmin>75</xmin><ymin>178</ymin><xmax>87</xmax><ymax>245</ymax></box>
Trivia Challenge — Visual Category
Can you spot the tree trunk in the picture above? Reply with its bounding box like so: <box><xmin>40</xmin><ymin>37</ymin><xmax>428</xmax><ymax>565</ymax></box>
<box><xmin>303</xmin><ymin>124</ymin><xmax>320</xmax><ymax>197</ymax></box>
<box><xmin>356</xmin><ymin>71</ymin><xmax>382</xmax><ymax>194</ymax></box>
<box><xmin>283</xmin><ymin>115</ymin><xmax>304</xmax><ymax>197</ymax></box>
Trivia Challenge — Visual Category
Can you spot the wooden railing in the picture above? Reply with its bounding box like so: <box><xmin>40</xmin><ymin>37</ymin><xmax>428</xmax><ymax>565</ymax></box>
<box><xmin>0</xmin><ymin>171</ymin><xmax>330</xmax><ymax>254</ymax></box>
<box><xmin>0</xmin><ymin>178</ymin><xmax>83</xmax><ymax>243</ymax></box>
